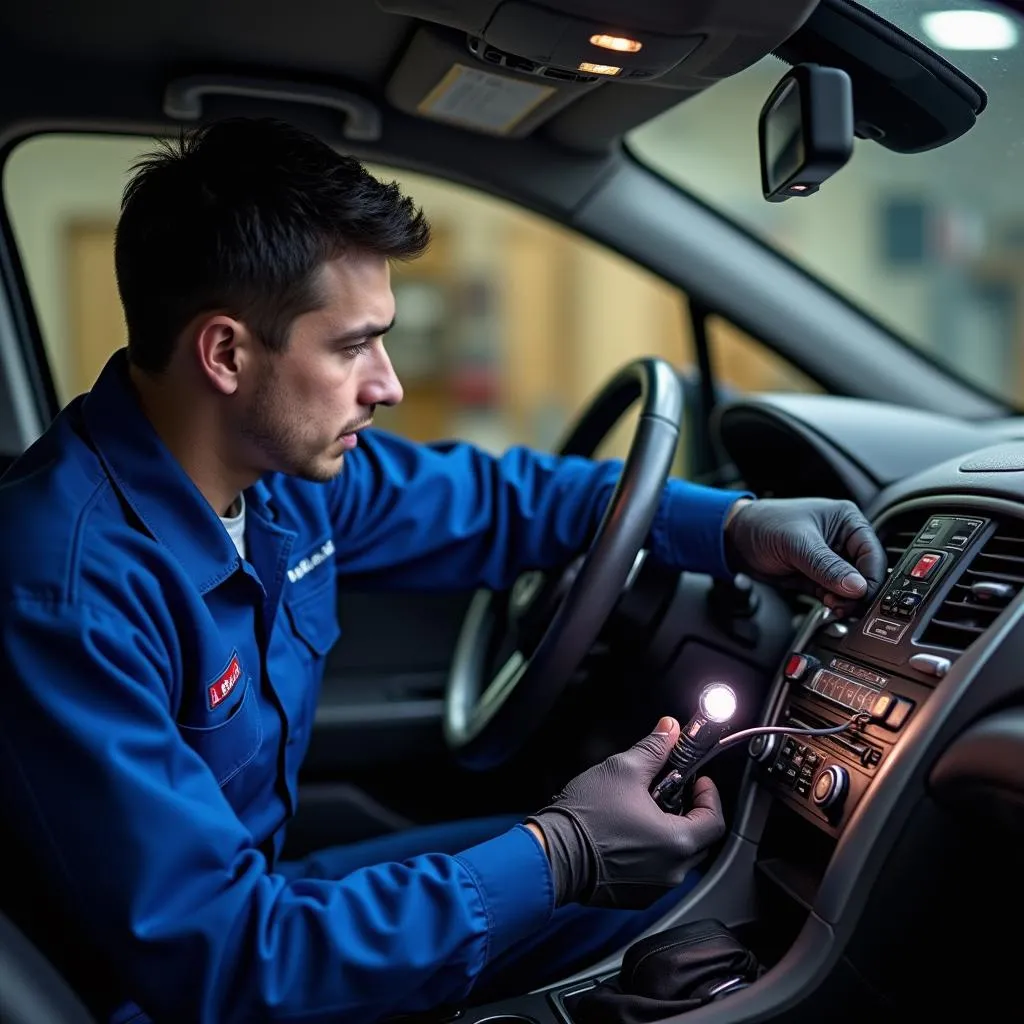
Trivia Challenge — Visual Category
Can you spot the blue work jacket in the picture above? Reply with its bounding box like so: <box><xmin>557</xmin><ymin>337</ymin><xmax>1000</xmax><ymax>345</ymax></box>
<box><xmin>0</xmin><ymin>349</ymin><xmax>740</xmax><ymax>1023</ymax></box>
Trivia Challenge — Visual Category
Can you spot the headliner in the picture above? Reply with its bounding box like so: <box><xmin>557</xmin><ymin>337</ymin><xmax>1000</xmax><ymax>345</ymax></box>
<box><xmin>0</xmin><ymin>0</ymin><xmax>819</xmax><ymax>153</ymax></box>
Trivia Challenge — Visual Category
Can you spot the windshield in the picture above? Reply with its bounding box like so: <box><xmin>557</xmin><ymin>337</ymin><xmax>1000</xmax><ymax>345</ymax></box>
<box><xmin>628</xmin><ymin>0</ymin><xmax>1024</xmax><ymax>407</ymax></box>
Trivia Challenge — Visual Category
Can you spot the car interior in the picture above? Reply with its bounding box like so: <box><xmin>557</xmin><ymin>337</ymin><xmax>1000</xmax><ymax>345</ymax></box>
<box><xmin>2</xmin><ymin>0</ymin><xmax>1024</xmax><ymax>1021</ymax></box>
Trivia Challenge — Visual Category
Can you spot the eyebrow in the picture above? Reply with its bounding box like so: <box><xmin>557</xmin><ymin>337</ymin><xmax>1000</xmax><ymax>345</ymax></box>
<box><xmin>331</xmin><ymin>317</ymin><xmax>397</xmax><ymax>345</ymax></box>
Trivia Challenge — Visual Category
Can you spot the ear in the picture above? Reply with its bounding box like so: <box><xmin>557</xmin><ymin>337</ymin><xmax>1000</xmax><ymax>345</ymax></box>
<box><xmin>193</xmin><ymin>314</ymin><xmax>253</xmax><ymax>396</ymax></box>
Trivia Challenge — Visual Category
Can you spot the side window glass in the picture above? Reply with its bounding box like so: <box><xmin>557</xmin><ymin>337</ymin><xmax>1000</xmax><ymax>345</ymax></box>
<box><xmin>365</xmin><ymin>163</ymin><xmax>699</xmax><ymax>460</ymax></box>
<box><xmin>707</xmin><ymin>314</ymin><xmax>823</xmax><ymax>397</ymax></box>
<box><xmin>4</xmin><ymin>134</ymin><xmax>144</xmax><ymax>403</ymax></box>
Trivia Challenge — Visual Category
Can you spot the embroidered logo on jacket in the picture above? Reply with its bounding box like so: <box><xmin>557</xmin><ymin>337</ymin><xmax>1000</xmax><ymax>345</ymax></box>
<box><xmin>287</xmin><ymin>538</ymin><xmax>335</xmax><ymax>583</ymax></box>
<box><xmin>208</xmin><ymin>652</ymin><xmax>243</xmax><ymax>709</ymax></box>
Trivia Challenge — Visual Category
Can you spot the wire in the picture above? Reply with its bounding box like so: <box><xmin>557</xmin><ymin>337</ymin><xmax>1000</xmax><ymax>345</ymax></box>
<box><xmin>716</xmin><ymin>711</ymin><xmax>871</xmax><ymax>751</ymax></box>
<box><xmin>677</xmin><ymin>711</ymin><xmax>871</xmax><ymax>786</ymax></box>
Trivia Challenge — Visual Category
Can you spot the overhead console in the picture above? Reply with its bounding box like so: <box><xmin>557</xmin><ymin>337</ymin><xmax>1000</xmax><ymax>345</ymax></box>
<box><xmin>378</xmin><ymin>0</ymin><xmax>819</xmax><ymax>138</ymax></box>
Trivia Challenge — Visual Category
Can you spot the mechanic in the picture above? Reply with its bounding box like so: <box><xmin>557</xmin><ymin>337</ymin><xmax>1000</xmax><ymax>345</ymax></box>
<box><xmin>0</xmin><ymin>117</ymin><xmax>886</xmax><ymax>1024</ymax></box>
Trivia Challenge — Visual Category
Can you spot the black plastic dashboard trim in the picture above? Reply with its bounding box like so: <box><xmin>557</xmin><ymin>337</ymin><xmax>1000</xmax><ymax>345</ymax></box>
<box><xmin>715</xmin><ymin>401</ymin><xmax>879</xmax><ymax>506</ymax></box>
<box><xmin>715</xmin><ymin>395</ymin><xmax>1007</xmax><ymax>501</ymax></box>
<box><xmin>929</xmin><ymin>707</ymin><xmax>1024</xmax><ymax>829</ymax></box>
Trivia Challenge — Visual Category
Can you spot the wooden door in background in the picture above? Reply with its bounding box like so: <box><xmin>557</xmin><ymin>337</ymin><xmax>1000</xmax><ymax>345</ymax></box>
<box><xmin>66</xmin><ymin>220</ymin><xmax>125</xmax><ymax>397</ymax></box>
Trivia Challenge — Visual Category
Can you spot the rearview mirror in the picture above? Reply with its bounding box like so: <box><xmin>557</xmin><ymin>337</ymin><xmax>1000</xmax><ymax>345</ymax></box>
<box><xmin>758</xmin><ymin>63</ymin><xmax>854</xmax><ymax>202</ymax></box>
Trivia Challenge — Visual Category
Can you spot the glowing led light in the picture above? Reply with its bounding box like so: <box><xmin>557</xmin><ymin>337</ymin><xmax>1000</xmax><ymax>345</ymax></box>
<box><xmin>578</xmin><ymin>62</ymin><xmax>622</xmax><ymax>75</ymax></box>
<box><xmin>589</xmin><ymin>34</ymin><xmax>643</xmax><ymax>53</ymax></box>
<box><xmin>699</xmin><ymin>683</ymin><xmax>737</xmax><ymax>724</ymax></box>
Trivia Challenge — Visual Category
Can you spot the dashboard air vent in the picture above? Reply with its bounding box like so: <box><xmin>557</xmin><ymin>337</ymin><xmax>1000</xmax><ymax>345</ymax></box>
<box><xmin>880</xmin><ymin>512</ymin><xmax>930</xmax><ymax>580</ymax></box>
<box><xmin>920</xmin><ymin>519</ymin><xmax>1024</xmax><ymax>653</ymax></box>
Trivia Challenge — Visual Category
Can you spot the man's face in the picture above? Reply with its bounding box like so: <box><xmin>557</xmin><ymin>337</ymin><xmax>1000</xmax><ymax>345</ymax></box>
<box><xmin>238</xmin><ymin>252</ymin><xmax>402</xmax><ymax>482</ymax></box>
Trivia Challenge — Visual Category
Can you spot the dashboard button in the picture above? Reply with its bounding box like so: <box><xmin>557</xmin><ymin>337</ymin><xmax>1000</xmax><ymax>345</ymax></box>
<box><xmin>883</xmin><ymin>698</ymin><xmax>914</xmax><ymax>730</ymax></box>
<box><xmin>870</xmin><ymin>693</ymin><xmax>895</xmax><ymax>720</ymax></box>
<box><xmin>784</xmin><ymin>653</ymin><xmax>818</xmax><ymax>682</ymax></box>
<box><xmin>947</xmin><ymin>519</ymin><xmax>983</xmax><ymax>549</ymax></box>
<box><xmin>909</xmin><ymin>552</ymin><xmax>943</xmax><ymax>580</ymax></box>
<box><xmin>865</xmin><ymin>617</ymin><xmax>908</xmax><ymax>642</ymax></box>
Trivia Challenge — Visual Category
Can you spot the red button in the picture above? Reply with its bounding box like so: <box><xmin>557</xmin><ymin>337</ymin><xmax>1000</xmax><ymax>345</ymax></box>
<box><xmin>785</xmin><ymin>654</ymin><xmax>807</xmax><ymax>680</ymax></box>
<box><xmin>909</xmin><ymin>553</ymin><xmax>943</xmax><ymax>579</ymax></box>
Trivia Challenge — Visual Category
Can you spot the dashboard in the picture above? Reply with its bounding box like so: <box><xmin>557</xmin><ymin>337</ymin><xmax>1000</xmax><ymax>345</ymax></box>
<box><xmin>714</xmin><ymin>393</ymin><xmax>1024</xmax><ymax>505</ymax></box>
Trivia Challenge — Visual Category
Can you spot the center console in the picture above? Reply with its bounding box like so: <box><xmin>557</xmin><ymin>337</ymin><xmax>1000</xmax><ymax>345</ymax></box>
<box><xmin>751</xmin><ymin>512</ymin><xmax>989</xmax><ymax>837</ymax></box>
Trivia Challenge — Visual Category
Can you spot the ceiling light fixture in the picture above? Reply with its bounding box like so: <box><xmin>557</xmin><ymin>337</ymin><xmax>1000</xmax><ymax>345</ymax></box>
<box><xmin>589</xmin><ymin>34</ymin><xmax>642</xmax><ymax>53</ymax></box>
<box><xmin>920</xmin><ymin>9</ymin><xmax>1019</xmax><ymax>50</ymax></box>
<box><xmin>578</xmin><ymin>62</ymin><xmax>622</xmax><ymax>76</ymax></box>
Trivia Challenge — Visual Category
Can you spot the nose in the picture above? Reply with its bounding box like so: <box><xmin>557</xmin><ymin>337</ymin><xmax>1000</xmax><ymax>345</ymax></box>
<box><xmin>358</xmin><ymin>343</ymin><xmax>404</xmax><ymax>408</ymax></box>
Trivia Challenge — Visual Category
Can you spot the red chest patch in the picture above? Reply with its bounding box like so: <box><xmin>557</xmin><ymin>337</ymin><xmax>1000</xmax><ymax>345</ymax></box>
<box><xmin>208</xmin><ymin>653</ymin><xmax>243</xmax><ymax>709</ymax></box>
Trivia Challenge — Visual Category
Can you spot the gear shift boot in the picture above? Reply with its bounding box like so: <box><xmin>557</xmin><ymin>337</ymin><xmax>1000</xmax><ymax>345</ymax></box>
<box><xmin>565</xmin><ymin>919</ymin><xmax>764</xmax><ymax>1024</ymax></box>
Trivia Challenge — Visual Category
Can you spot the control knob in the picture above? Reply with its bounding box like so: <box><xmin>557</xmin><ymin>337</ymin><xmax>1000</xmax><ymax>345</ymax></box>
<box><xmin>748</xmin><ymin>733</ymin><xmax>777</xmax><ymax>763</ymax></box>
<box><xmin>812</xmin><ymin>765</ymin><xmax>849</xmax><ymax>811</ymax></box>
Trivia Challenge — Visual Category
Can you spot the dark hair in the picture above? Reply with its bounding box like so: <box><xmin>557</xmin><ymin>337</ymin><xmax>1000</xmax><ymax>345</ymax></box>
<box><xmin>115</xmin><ymin>117</ymin><xmax>430</xmax><ymax>373</ymax></box>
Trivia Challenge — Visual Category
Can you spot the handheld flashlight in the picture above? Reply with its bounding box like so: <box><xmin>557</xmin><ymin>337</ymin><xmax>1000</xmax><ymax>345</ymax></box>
<box><xmin>651</xmin><ymin>682</ymin><xmax>738</xmax><ymax>813</ymax></box>
<box><xmin>650</xmin><ymin>679</ymin><xmax>884</xmax><ymax>814</ymax></box>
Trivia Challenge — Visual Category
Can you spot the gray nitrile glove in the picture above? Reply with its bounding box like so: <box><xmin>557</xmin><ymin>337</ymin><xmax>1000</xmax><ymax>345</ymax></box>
<box><xmin>724</xmin><ymin>497</ymin><xmax>886</xmax><ymax>612</ymax></box>
<box><xmin>526</xmin><ymin>717</ymin><xmax>725</xmax><ymax>910</ymax></box>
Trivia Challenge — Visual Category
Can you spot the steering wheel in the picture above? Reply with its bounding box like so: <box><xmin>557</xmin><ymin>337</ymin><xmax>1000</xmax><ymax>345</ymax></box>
<box><xmin>444</xmin><ymin>357</ymin><xmax>685</xmax><ymax>770</ymax></box>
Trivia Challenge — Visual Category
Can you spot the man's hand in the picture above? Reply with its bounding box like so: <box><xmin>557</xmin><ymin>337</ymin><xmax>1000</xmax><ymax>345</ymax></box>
<box><xmin>525</xmin><ymin>717</ymin><xmax>725</xmax><ymax>910</ymax></box>
<box><xmin>724</xmin><ymin>497</ymin><xmax>886</xmax><ymax>612</ymax></box>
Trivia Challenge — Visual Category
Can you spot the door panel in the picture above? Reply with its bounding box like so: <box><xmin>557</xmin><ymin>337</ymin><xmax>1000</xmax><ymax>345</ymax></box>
<box><xmin>304</xmin><ymin>588</ymin><xmax>472</xmax><ymax>777</ymax></box>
